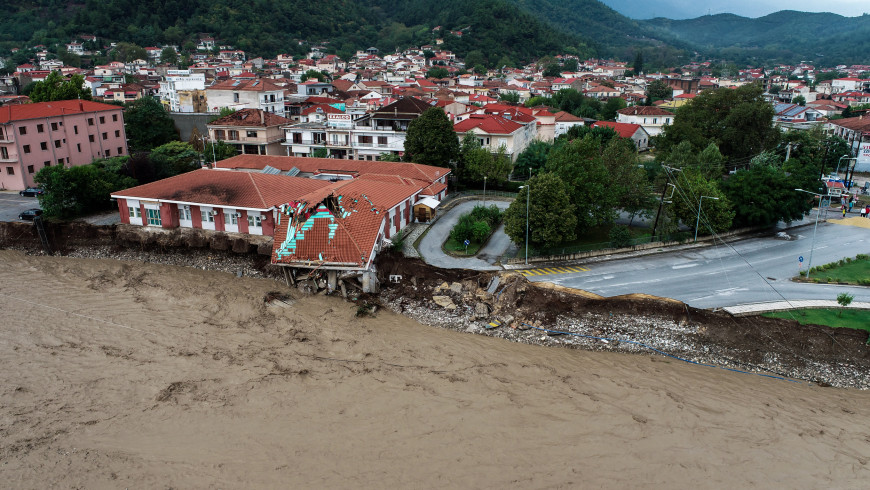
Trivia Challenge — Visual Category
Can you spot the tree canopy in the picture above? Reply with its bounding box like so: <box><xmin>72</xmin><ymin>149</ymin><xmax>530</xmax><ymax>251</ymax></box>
<box><xmin>28</xmin><ymin>71</ymin><xmax>92</xmax><ymax>103</ymax></box>
<box><xmin>403</xmin><ymin>107</ymin><xmax>459</xmax><ymax>169</ymax></box>
<box><xmin>124</xmin><ymin>97</ymin><xmax>179</xmax><ymax>152</ymax></box>
<box><xmin>503</xmin><ymin>172</ymin><xmax>577</xmax><ymax>249</ymax></box>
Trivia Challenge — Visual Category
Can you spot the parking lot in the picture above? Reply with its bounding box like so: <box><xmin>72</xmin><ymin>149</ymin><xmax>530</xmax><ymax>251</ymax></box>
<box><xmin>0</xmin><ymin>191</ymin><xmax>42</xmax><ymax>222</ymax></box>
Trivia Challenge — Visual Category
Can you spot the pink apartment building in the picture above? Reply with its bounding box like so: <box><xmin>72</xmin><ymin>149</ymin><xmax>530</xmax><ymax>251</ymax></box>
<box><xmin>0</xmin><ymin>100</ymin><xmax>128</xmax><ymax>191</ymax></box>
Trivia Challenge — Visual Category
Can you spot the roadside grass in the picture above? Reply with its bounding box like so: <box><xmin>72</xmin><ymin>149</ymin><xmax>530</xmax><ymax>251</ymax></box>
<box><xmin>797</xmin><ymin>255</ymin><xmax>870</xmax><ymax>285</ymax></box>
<box><xmin>443</xmin><ymin>236</ymin><xmax>484</xmax><ymax>255</ymax></box>
<box><xmin>514</xmin><ymin>224</ymin><xmax>652</xmax><ymax>258</ymax></box>
<box><xmin>763</xmin><ymin>309</ymin><xmax>870</xmax><ymax>333</ymax></box>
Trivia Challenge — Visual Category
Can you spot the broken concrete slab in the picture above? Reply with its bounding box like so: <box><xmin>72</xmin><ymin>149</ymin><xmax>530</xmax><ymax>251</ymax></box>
<box><xmin>432</xmin><ymin>295</ymin><xmax>456</xmax><ymax>310</ymax></box>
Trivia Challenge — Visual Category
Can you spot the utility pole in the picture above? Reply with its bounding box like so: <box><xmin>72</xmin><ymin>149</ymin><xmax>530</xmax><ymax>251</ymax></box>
<box><xmin>651</xmin><ymin>165</ymin><xmax>679</xmax><ymax>239</ymax></box>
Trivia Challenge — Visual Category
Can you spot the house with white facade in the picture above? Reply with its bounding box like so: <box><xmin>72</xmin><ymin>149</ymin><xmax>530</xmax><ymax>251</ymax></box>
<box><xmin>206</xmin><ymin>78</ymin><xmax>286</xmax><ymax>117</ymax></box>
<box><xmin>616</xmin><ymin>106</ymin><xmax>674</xmax><ymax>137</ymax></box>
<box><xmin>158</xmin><ymin>70</ymin><xmax>207</xmax><ymax>112</ymax></box>
<box><xmin>453</xmin><ymin>113</ymin><xmax>535</xmax><ymax>162</ymax></box>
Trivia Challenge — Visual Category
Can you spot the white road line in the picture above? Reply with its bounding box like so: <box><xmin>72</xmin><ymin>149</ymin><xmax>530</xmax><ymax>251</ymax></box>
<box><xmin>672</xmin><ymin>263</ymin><xmax>699</xmax><ymax>269</ymax></box>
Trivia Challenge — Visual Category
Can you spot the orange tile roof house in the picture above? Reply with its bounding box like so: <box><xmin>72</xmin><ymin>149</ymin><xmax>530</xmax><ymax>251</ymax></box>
<box><xmin>616</xmin><ymin>106</ymin><xmax>674</xmax><ymax>137</ymax></box>
<box><xmin>206</xmin><ymin>78</ymin><xmax>286</xmax><ymax>117</ymax></box>
<box><xmin>591</xmin><ymin>121</ymin><xmax>651</xmax><ymax>151</ymax></box>
<box><xmin>0</xmin><ymin>100</ymin><xmax>127</xmax><ymax>191</ymax></box>
<box><xmin>453</xmin><ymin>114</ymin><xmax>536</xmax><ymax>161</ymax></box>
<box><xmin>113</xmin><ymin>155</ymin><xmax>451</xmax><ymax>281</ymax></box>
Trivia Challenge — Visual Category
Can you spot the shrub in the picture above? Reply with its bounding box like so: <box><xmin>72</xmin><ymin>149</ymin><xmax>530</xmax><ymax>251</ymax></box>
<box><xmin>856</xmin><ymin>254</ymin><xmax>868</xmax><ymax>260</ymax></box>
<box><xmin>471</xmin><ymin>221</ymin><xmax>491</xmax><ymax>242</ymax></box>
<box><xmin>609</xmin><ymin>225</ymin><xmax>632</xmax><ymax>248</ymax></box>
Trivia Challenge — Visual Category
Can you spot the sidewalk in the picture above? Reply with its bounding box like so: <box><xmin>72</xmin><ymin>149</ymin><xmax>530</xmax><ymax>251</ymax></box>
<box><xmin>723</xmin><ymin>300</ymin><xmax>870</xmax><ymax>317</ymax></box>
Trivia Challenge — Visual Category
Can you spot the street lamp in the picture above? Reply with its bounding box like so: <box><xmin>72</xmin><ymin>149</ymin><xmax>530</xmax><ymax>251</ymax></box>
<box><xmin>796</xmin><ymin>188</ymin><xmax>824</xmax><ymax>279</ymax></box>
<box><xmin>519</xmin><ymin>184</ymin><xmax>530</xmax><ymax>265</ymax></box>
<box><xmin>694</xmin><ymin>195</ymin><xmax>719</xmax><ymax>242</ymax></box>
<box><xmin>483</xmin><ymin>176</ymin><xmax>487</xmax><ymax>206</ymax></box>
<box><xmin>836</xmin><ymin>154</ymin><xmax>854</xmax><ymax>178</ymax></box>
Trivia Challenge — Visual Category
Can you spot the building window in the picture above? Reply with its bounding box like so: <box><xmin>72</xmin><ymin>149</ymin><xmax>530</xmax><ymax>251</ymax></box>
<box><xmin>89</xmin><ymin>135</ymin><xmax>95</xmax><ymax>142</ymax></box>
<box><xmin>44</xmin><ymin>160</ymin><xmax>50</xmax><ymax>167</ymax></box>
<box><xmin>6</xmin><ymin>166</ymin><xmax>13</xmax><ymax>175</ymax></box>
<box><xmin>224</xmin><ymin>212</ymin><xmax>238</xmax><ymax>225</ymax></box>
<box><xmin>27</xmin><ymin>165</ymin><xmax>34</xmax><ymax>173</ymax></box>
<box><xmin>215</xmin><ymin>130</ymin><xmax>225</xmax><ymax>140</ymax></box>
<box><xmin>228</xmin><ymin>130</ymin><xmax>239</xmax><ymax>140</ymax></box>
<box><xmin>115</xmin><ymin>130</ymin><xmax>120</xmax><ymax>137</ymax></box>
<box><xmin>201</xmin><ymin>210</ymin><xmax>214</xmax><ymax>223</ymax></box>
<box><xmin>377</xmin><ymin>136</ymin><xmax>387</xmax><ymax>146</ymax></box>
<box><xmin>129</xmin><ymin>206</ymin><xmax>141</xmax><ymax>218</ymax></box>
<box><xmin>146</xmin><ymin>208</ymin><xmax>162</xmax><ymax>226</ymax></box>
<box><xmin>292</xmin><ymin>133</ymin><xmax>302</xmax><ymax>144</ymax></box>
<box><xmin>19</xmin><ymin>126</ymin><xmax>26</xmax><ymax>135</ymax></box>
<box><xmin>88</xmin><ymin>118</ymin><xmax>94</xmax><ymax>126</ymax></box>
<box><xmin>74</xmin><ymin>126</ymin><xmax>79</xmax><ymax>135</ymax></box>
<box><xmin>118</xmin><ymin>147</ymin><xmax>123</xmax><ymax>155</ymax></box>
<box><xmin>57</xmin><ymin>158</ymin><xmax>63</xmax><ymax>165</ymax></box>
<box><xmin>233</xmin><ymin>93</ymin><xmax>239</xmax><ymax>103</ymax></box>
<box><xmin>246</xmin><ymin>130</ymin><xmax>257</xmax><ymax>137</ymax></box>
<box><xmin>112</xmin><ymin>114</ymin><xmax>118</xmax><ymax>122</ymax></box>
<box><xmin>99</xmin><ymin>116</ymin><xmax>105</xmax><ymax>124</ymax></box>
<box><xmin>102</xmin><ymin>132</ymin><xmax>108</xmax><ymax>140</ymax></box>
<box><xmin>358</xmin><ymin>135</ymin><xmax>373</xmax><ymax>144</ymax></box>
<box><xmin>247</xmin><ymin>214</ymin><xmax>262</xmax><ymax>227</ymax></box>
<box><xmin>37</xmin><ymin>124</ymin><xmax>44</xmax><ymax>133</ymax></box>
<box><xmin>179</xmin><ymin>206</ymin><xmax>191</xmax><ymax>221</ymax></box>
<box><xmin>77</xmin><ymin>143</ymin><xmax>81</xmax><ymax>152</ymax></box>
<box><xmin>106</xmin><ymin>149</ymin><xmax>111</xmax><ymax>156</ymax></box>
<box><xmin>23</xmin><ymin>145</ymin><xmax>31</xmax><ymax>153</ymax></box>
<box><xmin>0</xmin><ymin>147</ymin><xmax>7</xmax><ymax>159</ymax></box>
<box><xmin>40</xmin><ymin>142</ymin><xmax>48</xmax><ymax>150</ymax></box>
<box><xmin>51</xmin><ymin>122</ymin><xmax>59</xmax><ymax>131</ymax></box>
<box><xmin>54</xmin><ymin>139</ymin><xmax>61</xmax><ymax>148</ymax></box>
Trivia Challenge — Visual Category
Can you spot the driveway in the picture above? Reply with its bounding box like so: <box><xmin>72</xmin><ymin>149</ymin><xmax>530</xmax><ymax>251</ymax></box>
<box><xmin>418</xmin><ymin>200</ymin><xmax>512</xmax><ymax>270</ymax></box>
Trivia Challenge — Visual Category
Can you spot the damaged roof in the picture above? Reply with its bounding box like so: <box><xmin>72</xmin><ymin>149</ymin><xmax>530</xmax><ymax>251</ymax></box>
<box><xmin>215</xmin><ymin>155</ymin><xmax>449</xmax><ymax>184</ymax></box>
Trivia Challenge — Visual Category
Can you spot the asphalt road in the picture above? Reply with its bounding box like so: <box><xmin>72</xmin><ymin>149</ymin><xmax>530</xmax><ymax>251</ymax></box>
<box><xmin>0</xmin><ymin>191</ymin><xmax>42</xmax><ymax>222</ymax></box>
<box><xmin>418</xmin><ymin>200</ymin><xmax>511</xmax><ymax>270</ymax></box>
<box><xmin>529</xmin><ymin>221</ymin><xmax>870</xmax><ymax>309</ymax></box>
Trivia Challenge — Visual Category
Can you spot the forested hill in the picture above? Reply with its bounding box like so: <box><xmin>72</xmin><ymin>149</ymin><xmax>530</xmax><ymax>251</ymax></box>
<box><xmin>0</xmin><ymin>0</ymin><xmax>695</xmax><ymax>67</ymax></box>
<box><xmin>643</xmin><ymin>11</ymin><xmax>870</xmax><ymax>64</ymax></box>
<box><xmin>0</xmin><ymin>0</ymin><xmax>579</xmax><ymax>65</ymax></box>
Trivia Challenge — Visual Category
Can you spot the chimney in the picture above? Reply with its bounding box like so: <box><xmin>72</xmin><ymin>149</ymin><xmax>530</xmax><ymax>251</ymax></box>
<box><xmin>79</xmin><ymin>101</ymin><xmax>84</xmax><ymax>111</ymax></box>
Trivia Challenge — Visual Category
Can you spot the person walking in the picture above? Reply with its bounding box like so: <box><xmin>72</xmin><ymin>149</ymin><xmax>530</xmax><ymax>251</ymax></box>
<box><xmin>842</xmin><ymin>204</ymin><xmax>847</xmax><ymax>217</ymax></box>
<box><xmin>862</xmin><ymin>205</ymin><xmax>868</xmax><ymax>218</ymax></box>
<box><xmin>849</xmin><ymin>200</ymin><xmax>854</xmax><ymax>213</ymax></box>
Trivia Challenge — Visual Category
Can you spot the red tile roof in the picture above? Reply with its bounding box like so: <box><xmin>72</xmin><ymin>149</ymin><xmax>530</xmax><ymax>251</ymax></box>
<box><xmin>453</xmin><ymin>114</ymin><xmax>524</xmax><ymax>135</ymax></box>
<box><xmin>301</xmin><ymin>104</ymin><xmax>344</xmax><ymax>116</ymax></box>
<box><xmin>554</xmin><ymin>111</ymin><xmax>584</xmax><ymax>122</ymax></box>
<box><xmin>111</xmin><ymin>169</ymin><xmax>332</xmax><ymax>210</ymax></box>
<box><xmin>215</xmin><ymin>155</ymin><xmax>450</xmax><ymax>184</ymax></box>
<box><xmin>207</xmin><ymin>108</ymin><xmax>292</xmax><ymax>127</ymax></box>
<box><xmin>0</xmin><ymin>100</ymin><xmax>122</xmax><ymax>123</ymax></box>
<box><xmin>592</xmin><ymin>121</ymin><xmax>645</xmax><ymax>139</ymax></box>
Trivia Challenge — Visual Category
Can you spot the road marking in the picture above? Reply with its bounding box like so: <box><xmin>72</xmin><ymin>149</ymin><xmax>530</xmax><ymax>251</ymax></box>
<box><xmin>672</xmin><ymin>263</ymin><xmax>699</xmax><ymax>269</ymax></box>
<box><xmin>519</xmin><ymin>266</ymin><xmax>589</xmax><ymax>277</ymax></box>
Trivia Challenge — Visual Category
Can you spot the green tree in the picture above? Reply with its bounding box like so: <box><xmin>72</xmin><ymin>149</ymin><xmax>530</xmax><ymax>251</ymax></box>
<box><xmin>28</xmin><ymin>71</ymin><xmax>92</xmax><ymax>102</ymax></box>
<box><xmin>459</xmin><ymin>133</ymin><xmax>513</xmax><ymax>184</ymax></box>
<box><xmin>513</xmin><ymin>140</ymin><xmax>555</xmax><ymax>178</ymax></box>
<box><xmin>633</xmin><ymin>51</ymin><xmax>644</xmax><ymax>75</ymax></box>
<box><xmin>563</xmin><ymin>58</ymin><xmax>578</xmax><ymax>72</ymax></box>
<box><xmin>721</xmin><ymin>163</ymin><xmax>811</xmax><ymax>228</ymax></box>
<box><xmin>837</xmin><ymin>293</ymin><xmax>854</xmax><ymax>316</ymax></box>
<box><xmin>503</xmin><ymin>172</ymin><xmax>577</xmax><ymax>249</ymax></box>
<box><xmin>543</xmin><ymin>64</ymin><xmax>561</xmax><ymax>77</ymax></box>
<box><xmin>599</xmin><ymin>97</ymin><xmax>626</xmax><ymax>120</ymax></box>
<box><xmin>208</xmin><ymin>106</ymin><xmax>237</xmax><ymax>123</ymax></box>
<box><xmin>301</xmin><ymin>70</ymin><xmax>327</xmax><ymax>82</ymax></box>
<box><xmin>378</xmin><ymin>152</ymin><xmax>402</xmax><ymax>162</ymax></box>
<box><xmin>464</xmin><ymin>50</ymin><xmax>485</xmax><ymax>70</ymax></box>
<box><xmin>793</xmin><ymin>95</ymin><xmax>806</xmax><ymax>106</ymax></box>
<box><xmin>670</xmin><ymin>169</ymin><xmax>733</xmax><ymax>235</ymax></box>
<box><xmin>544</xmin><ymin>134</ymin><xmax>613</xmax><ymax>233</ymax></box>
<box><xmin>426</xmin><ymin>67</ymin><xmax>449</xmax><ymax>79</ymax></box>
<box><xmin>403</xmin><ymin>107</ymin><xmax>459</xmax><ymax>169</ymax></box>
<box><xmin>656</xmin><ymin>84</ymin><xmax>779</xmax><ymax>159</ymax></box>
<box><xmin>646</xmin><ymin>79</ymin><xmax>672</xmax><ymax>102</ymax></box>
<box><xmin>499</xmin><ymin>91</ymin><xmax>520</xmax><ymax>104</ymax></box>
<box><xmin>35</xmin><ymin>162</ymin><xmax>135</xmax><ymax>219</ymax></box>
<box><xmin>312</xmin><ymin>148</ymin><xmax>328</xmax><ymax>158</ymax></box>
<box><xmin>149</xmin><ymin>141</ymin><xmax>201</xmax><ymax>178</ymax></box>
<box><xmin>111</xmin><ymin>42</ymin><xmax>147</xmax><ymax>63</ymax></box>
<box><xmin>124</xmin><ymin>97</ymin><xmax>179</xmax><ymax>151</ymax></box>
<box><xmin>205</xmin><ymin>140</ymin><xmax>240</xmax><ymax>163</ymax></box>
<box><xmin>160</xmin><ymin>47</ymin><xmax>178</xmax><ymax>65</ymax></box>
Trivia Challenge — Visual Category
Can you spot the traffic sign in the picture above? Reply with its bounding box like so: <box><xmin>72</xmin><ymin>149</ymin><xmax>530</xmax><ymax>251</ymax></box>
<box><xmin>464</xmin><ymin>239</ymin><xmax>470</xmax><ymax>245</ymax></box>
<box><xmin>799</xmin><ymin>256</ymin><xmax>804</xmax><ymax>263</ymax></box>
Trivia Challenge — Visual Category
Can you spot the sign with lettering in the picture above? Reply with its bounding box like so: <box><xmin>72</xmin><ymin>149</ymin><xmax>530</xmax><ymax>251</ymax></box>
<box><xmin>859</xmin><ymin>142</ymin><xmax>870</xmax><ymax>164</ymax></box>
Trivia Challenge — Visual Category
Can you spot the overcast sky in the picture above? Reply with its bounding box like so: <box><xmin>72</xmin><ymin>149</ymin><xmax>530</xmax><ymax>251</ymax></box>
<box><xmin>600</xmin><ymin>0</ymin><xmax>868</xmax><ymax>19</ymax></box>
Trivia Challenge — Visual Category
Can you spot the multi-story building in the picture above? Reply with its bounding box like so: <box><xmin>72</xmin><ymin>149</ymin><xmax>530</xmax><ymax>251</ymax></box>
<box><xmin>158</xmin><ymin>70</ymin><xmax>207</xmax><ymax>112</ymax></box>
<box><xmin>616</xmin><ymin>106</ymin><xmax>674</xmax><ymax>137</ymax></box>
<box><xmin>283</xmin><ymin>97</ymin><xmax>433</xmax><ymax>160</ymax></box>
<box><xmin>206</xmin><ymin>78</ymin><xmax>285</xmax><ymax>117</ymax></box>
<box><xmin>207</xmin><ymin>108</ymin><xmax>292</xmax><ymax>156</ymax></box>
<box><xmin>0</xmin><ymin>100</ymin><xmax>127</xmax><ymax>190</ymax></box>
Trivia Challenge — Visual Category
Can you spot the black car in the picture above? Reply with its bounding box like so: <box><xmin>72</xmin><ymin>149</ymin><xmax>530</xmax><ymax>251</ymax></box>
<box><xmin>18</xmin><ymin>208</ymin><xmax>43</xmax><ymax>221</ymax></box>
<box><xmin>19</xmin><ymin>187</ymin><xmax>44</xmax><ymax>197</ymax></box>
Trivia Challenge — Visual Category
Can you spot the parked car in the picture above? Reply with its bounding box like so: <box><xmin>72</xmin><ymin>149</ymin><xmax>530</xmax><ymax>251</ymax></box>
<box><xmin>18</xmin><ymin>208</ymin><xmax>43</xmax><ymax>220</ymax></box>
<box><xmin>19</xmin><ymin>187</ymin><xmax>44</xmax><ymax>197</ymax></box>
